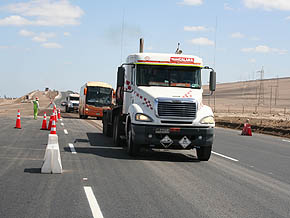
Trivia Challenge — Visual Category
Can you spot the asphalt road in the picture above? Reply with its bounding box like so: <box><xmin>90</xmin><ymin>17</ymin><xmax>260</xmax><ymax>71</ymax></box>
<box><xmin>0</xmin><ymin>114</ymin><xmax>290</xmax><ymax>218</ymax></box>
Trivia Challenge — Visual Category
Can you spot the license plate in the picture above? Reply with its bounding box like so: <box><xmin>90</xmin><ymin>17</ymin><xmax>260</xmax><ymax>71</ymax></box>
<box><xmin>155</xmin><ymin>128</ymin><xmax>170</xmax><ymax>134</ymax></box>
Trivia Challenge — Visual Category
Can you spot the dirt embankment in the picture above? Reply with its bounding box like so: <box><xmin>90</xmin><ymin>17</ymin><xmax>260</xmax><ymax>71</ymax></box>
<box><xmin>0</xmin><ymin>90</ymin><xmax>58</xmax><ymax>117</ymax></box>
<box><xmin>215</xmin><ymin>112</ymin><xmax>290</xmax><ymax>139</ymax></box>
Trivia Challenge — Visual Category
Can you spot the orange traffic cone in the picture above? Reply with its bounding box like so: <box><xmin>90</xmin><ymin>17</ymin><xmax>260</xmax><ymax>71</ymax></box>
<box><xmin>57</xmin><ymin>108</ymin><xmax>61</xmax><ymax>120</ymax></box>
<box><xmin>48</xmin><ymin>115</ymin><xmax>53</xmax><ymax>130</ymax></box>
<box><xmin>241</xmin><ymin>119</ymin><xmax>252</xmax><ymax>136</ymax></box>
<box><xmin>15</xmin><ymin>110</ymin><xmax>21</xmax><ymax>129</ymax></box>
<box><xmin>41</xmin><ymin>112</ymin><xmax>47</xmax><ymax>130</ymax></box>
<box><xmin>246</xmin><ymin>124</ymin><xmax>252</xmax><ymax>136</ymax></box>
<box><xmin>54</xmin><ymin>109</ymin><xmax>58</xmax><ymax>123</ymax></box>
<box><xmin>50</xmin><ymin>119</ymin><xmax>57</xmax><ymax>134</ymax></box>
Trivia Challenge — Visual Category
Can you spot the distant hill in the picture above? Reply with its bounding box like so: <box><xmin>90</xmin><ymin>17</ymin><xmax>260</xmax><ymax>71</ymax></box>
<box><xmin>203</xmin><ymin>77</ymin><xmax>290</xmax><ymax>114</ymax></box>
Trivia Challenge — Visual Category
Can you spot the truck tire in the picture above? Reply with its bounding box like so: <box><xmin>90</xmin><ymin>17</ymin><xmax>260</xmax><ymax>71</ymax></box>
<box><xmin>113</xmin><ymin>115</ymin><xmax>123</xmax><ymax>146</ymax></box>
<box><xmin>127</xmin><ymin>123</ymin><xmax>140</xmax><ymax>156</ymax></box>
<box><xmin>196</xmin><ymin>146</ymin><xmax>212</xmax><ymax>161</ymax></box>
<box><xmin>65</xmin><ymin>106</ymin><xmax>68</xmax><ymax>113</ymax></box>
<box><xmin>102</xmin><ymin>116</ymin><xmax>112</xmax><ymax>137</ymax></box>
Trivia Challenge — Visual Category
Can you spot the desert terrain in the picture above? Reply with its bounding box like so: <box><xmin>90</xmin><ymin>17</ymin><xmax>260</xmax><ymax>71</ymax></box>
<box><xmin>204</xmin><ymin>77</ymin><xmax>290</xmax><ymax>137</ymax></box>
<box><xmin>1</xmin><ymin>77</ymin><xmax>290</xmax><ymax>138</ymax></box>
<box><xmin>0</xmin><ymin>90</ymin><xmax>58</xmax><ymax>118</ymax></box>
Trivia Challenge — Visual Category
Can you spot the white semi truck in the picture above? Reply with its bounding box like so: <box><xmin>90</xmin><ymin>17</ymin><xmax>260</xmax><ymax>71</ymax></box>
<box><xmin>65</xmin><ymin>93</ymin><xmax>80</xmax><ymax>113</ymax></box>
<box><xmin>103</xmin><ymin>40</ymin><xmax>216</xmax><ymax>161</ymax></box>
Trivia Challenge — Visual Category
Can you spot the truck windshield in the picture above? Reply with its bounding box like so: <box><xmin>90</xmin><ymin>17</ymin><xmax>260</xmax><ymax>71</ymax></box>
<box><xmin>136</xmin><ymin>65</ymin><xmax>201</xmax><ymax>88</ymax></box>
<box><xmin>86</xmin><ymin>87</ymin><xmax>112</xmax><ymax>107</ymax></box>
<box><xmin>70</xmin><ymin>97</ymin><xmax>79</xmax><ymax>101</ymax></box>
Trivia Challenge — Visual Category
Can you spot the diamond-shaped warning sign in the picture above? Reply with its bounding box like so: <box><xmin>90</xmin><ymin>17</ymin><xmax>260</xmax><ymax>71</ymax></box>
<box><xmin>160</xmin><ymin>135</ymin><xmax>173</xmax><ymax>148</ymax></box>
<box><xmin>179</xmin><ymin>136</ymin><xmax>191</xmax><ymax>148</ymax></box>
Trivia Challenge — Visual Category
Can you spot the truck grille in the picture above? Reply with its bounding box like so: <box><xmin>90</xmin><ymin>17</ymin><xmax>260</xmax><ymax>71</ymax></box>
<box><xmin>157</xmin><ymin>101</ymin><xmax>197</xmax><ymax>118</ymax></box>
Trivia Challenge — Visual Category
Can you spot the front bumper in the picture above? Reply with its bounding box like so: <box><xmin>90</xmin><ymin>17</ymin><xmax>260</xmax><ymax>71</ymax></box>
<box><xmin>131</xmin><ymin>124</ymin><xmax>214</xmax><ymax>149</ymax></box>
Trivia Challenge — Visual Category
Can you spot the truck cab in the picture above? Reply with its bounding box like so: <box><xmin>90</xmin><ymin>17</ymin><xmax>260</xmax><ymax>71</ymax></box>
<box><xmin>103</xmin><ymin>52</ymin><xmax>216</xmax><ymax>161</ymax></box>
<box><xmin>65</xmin><ymin>93</ymin><xmax>80</xmax><ymax>113</ymax></box>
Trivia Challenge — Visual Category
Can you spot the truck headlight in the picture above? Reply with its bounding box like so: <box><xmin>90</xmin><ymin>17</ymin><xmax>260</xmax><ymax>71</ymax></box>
<box><xmin>135</xmin><ymin>113</ymin><xmax>153</xmax><ymax>122</ymax></box>
<box><xmin>200</xmin><ymin>116</ymin><xmax>215</xmax><ymax>124</ymax></box>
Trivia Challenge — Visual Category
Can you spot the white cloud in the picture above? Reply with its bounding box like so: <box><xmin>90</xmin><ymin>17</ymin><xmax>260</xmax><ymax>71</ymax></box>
<box><xmin>224</xmin><ymin>3</ymin><xmax>234</xmax><ymax>10</ymax></box>
<box><xmin>184</xmin><ymin>26</ymin><xmax>210</xmax><ymax>32</ymax></box>
<box><xmin>0</xmin><ymin>45</ymin><xmax>9</xmax><ymax>49</ymax></box>
<box><xmin>242</xmin><ymin>45</ymin><xmax>287</xmax><ymax>54</ymax></box>
<box><xmin>189</xmin><ymin>37</ymin><xmax>214</xmax><ymax>46</ymax></box>
<box><xmin>250</xmin><ymin>36</ymin><xmax>260</xmax><ymax>41</ymax></box>
<box><xmin>42</xmin><ymin>42</ymin><xmax>62</xmax><ymax>48</ymax></box>
<box><xmin>63</xmin><ymin>32</ymin><xmax>70</xmax><ymax>36</ymax></box>
<box><xmin>32</xmin><ymin>36</ymin><xmax>47</xmax><ymax>42</ymax></box>
<box><xmin>0</xmin><ymin>15</ymin><xmax>32</xmax><ymax>26</ymax></box>
<box><xmin>0</xmin><ymin>0</ymin><xmax>84</xmax><ymax>26</ymax></box>
<box><xmin>244</xmin><ymin>0</ymin><xmax>290</xmax><ymax>11</ymax></box>
<box><xmin>230</xmin><ymin>32</ymin><xmax>245</xmax><ymax>38</ymax></box>
<box><xmin>19</xmin><ymin>29</ymin><xmax>56</xmax><ymax>42</ymax></box>
<box><xmin>19</xmin><ymin>29</ymin><xmax>35</xmax><ymax>37</ymax></box>
<box><xmin>39</xmin><ymin>32</ymin><xmax>56</xmax><ymax>38</ymax></box>
<box><xmin>179</xmin><ymin>0</ymin><xmax>203</xmax><ymax>6</ymax></box>
<box><xmin>249</xmin><ymin>58</ymin><xmax>256</xmax><ymax>63</ymax></box>
<box><xmin>286</xmin><ymin>16</ymin><xmax>290</xmax><ymax>20</ymax></box>
<box><xmin>146</xmin><ymin>46</ymin><xmax>153</xmax><ymax>51</ymax></box>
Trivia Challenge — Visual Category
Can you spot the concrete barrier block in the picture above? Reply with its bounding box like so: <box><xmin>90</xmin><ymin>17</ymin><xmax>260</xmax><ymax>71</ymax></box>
<box><xmin>48</xmin><ymin>134</ymin><xmax>58</xmax><ymax>145</ymax></box>
<box><xmin>41</xmin><ymin>134</ymin><xmax>62</xmax><ymax>174</ymax></box>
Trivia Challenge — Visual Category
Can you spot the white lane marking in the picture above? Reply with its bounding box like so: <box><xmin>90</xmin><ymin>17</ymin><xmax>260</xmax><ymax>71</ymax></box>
<box><xmin>84</xmin><ymin>186</ymin><xmax>104</xmax><ymax>218</ymax></box>
<box><xmin>61</xmin><ymin>123</ymin><xmax>64</xmax><ymax>126</ymax></box>
<box><xmin>212</xmin><ymin>151</ymin><xmax>239</xmax><ymax>162</ymax></box>
<box><xmin>68</xmin><ymin>143</ymin><xmax>77</xmax><ymax>154</ymax></box>
<box><xmin>64</xmin><ymin>129</ymin><xmax>68</xmax><ymax>134</ymax></box>
<box><xmin>282</xmin><ymin>140</ymin><xmax>290</xmax><ymax>143</ymax></box>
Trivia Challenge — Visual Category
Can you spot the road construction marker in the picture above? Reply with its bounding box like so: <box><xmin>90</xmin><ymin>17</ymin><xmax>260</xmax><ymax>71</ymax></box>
<box><xmin>84</xmin><ymin>186</ymin><xmax>104</xmax><ymax>218</ymax></box>
<box><xmin>64</xmin><ymin>129</ymin><xmax>68</xmax><ymax>134</ymax></box>
<box><xmin>212</xmin><ymin>151</ymin><xmax>239</xmax><ymax>162</ymax></box>
<box><xmin>68</xmin><ymin>143</ymin><xmax>77</xmax><ymax>154</ymax></box>
<box><xmin>41</xmin><ymin>134</ymin><xmax>62</xmax><ymax>174</ymax></box>
<box><xmin>61</xmin><ymin>123</ymin><xmax>64</xmax><ymax>126</ymax></box>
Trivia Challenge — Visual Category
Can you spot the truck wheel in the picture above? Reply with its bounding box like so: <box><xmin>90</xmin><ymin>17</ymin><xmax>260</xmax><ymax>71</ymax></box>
<box><xmin>127</xmin><ymin>123</ymin><xmax>140</xmax><ymax>156</ymax></box>
<box><xmin>196</xmin><ymin>146</ymin><xmax>212</xmax><ymax>161</ymax></box>
<box><xmin>65</xmin><ymin>106</ymin><xmax>68</xmax><ymax>113</ymax></box>
<box><xmin>113</xmin><ymin>115</ymin><xmax>123</xmax><ymax>146</ymax></box>
<box><xmin>103</xmin><ymin>117</ymin><xmax>108</xmax><ymax>135</ymax></box>
<box><xmin>102</xmin><ymin>113</ymin><xmax>112</xmax><ymax>137</ymax></box>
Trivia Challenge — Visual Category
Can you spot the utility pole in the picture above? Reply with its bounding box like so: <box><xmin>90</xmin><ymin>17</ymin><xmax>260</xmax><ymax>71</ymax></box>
<box><xmin>275</xmin><ymin>75</ymin><xmax>279</xmax><ymax>105</ymax></box>
<box><xmin>270</xmin><ymin>85</ymin><xmax>273</xmax><ymax>113</ymax></box>
<box><xmin>257</xmin><ymin>67</ymin><xmax>265</xmax><ymax>106</ymax></box>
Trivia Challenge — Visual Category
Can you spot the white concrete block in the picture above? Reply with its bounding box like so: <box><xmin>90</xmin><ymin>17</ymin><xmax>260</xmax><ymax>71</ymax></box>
<box><xmin>41</xmin><ymin>134</ymin><xmax>63</xmax><ymax>174</ymax></box>
<box><xmin>48</xmin><ymin>134</ymin><xmax>58</xmax><ymax>145</ymax></box>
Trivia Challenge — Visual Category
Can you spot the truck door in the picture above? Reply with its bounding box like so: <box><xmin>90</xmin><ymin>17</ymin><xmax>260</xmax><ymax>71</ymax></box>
<box><xmin>123</xmin><ymin>65</ymin><xmax>135</xmax><ymax>114</ymax></box>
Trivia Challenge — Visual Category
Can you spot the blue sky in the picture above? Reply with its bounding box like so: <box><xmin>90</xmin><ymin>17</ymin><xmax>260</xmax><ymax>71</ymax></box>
<box><xmin>0</xmin><ymin>0</ymin><xmax>289</xmax><ymax>97</ymax></box>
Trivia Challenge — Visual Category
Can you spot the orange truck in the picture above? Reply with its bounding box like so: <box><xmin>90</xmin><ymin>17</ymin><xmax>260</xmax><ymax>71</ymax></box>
<box><xmin>79</xmin><ymin>82</ymin><xmax>114</xmax><ymax>119</ymax></box>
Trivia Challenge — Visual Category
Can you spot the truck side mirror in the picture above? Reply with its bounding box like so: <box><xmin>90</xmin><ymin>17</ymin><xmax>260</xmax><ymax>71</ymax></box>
<box><xmin>209</xmin><ymin>71</ymin><xmax>216</xmax><ymax>91</ymax></box>
<box><xmin>84</xmin><ymin>87</ymin><xmax>87</xmax><ymax>95</ymax></box>
<box><xmin>117</xmin><ymin>67</ymin><xmax>125</xmax><ymax>87</ymax></box>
